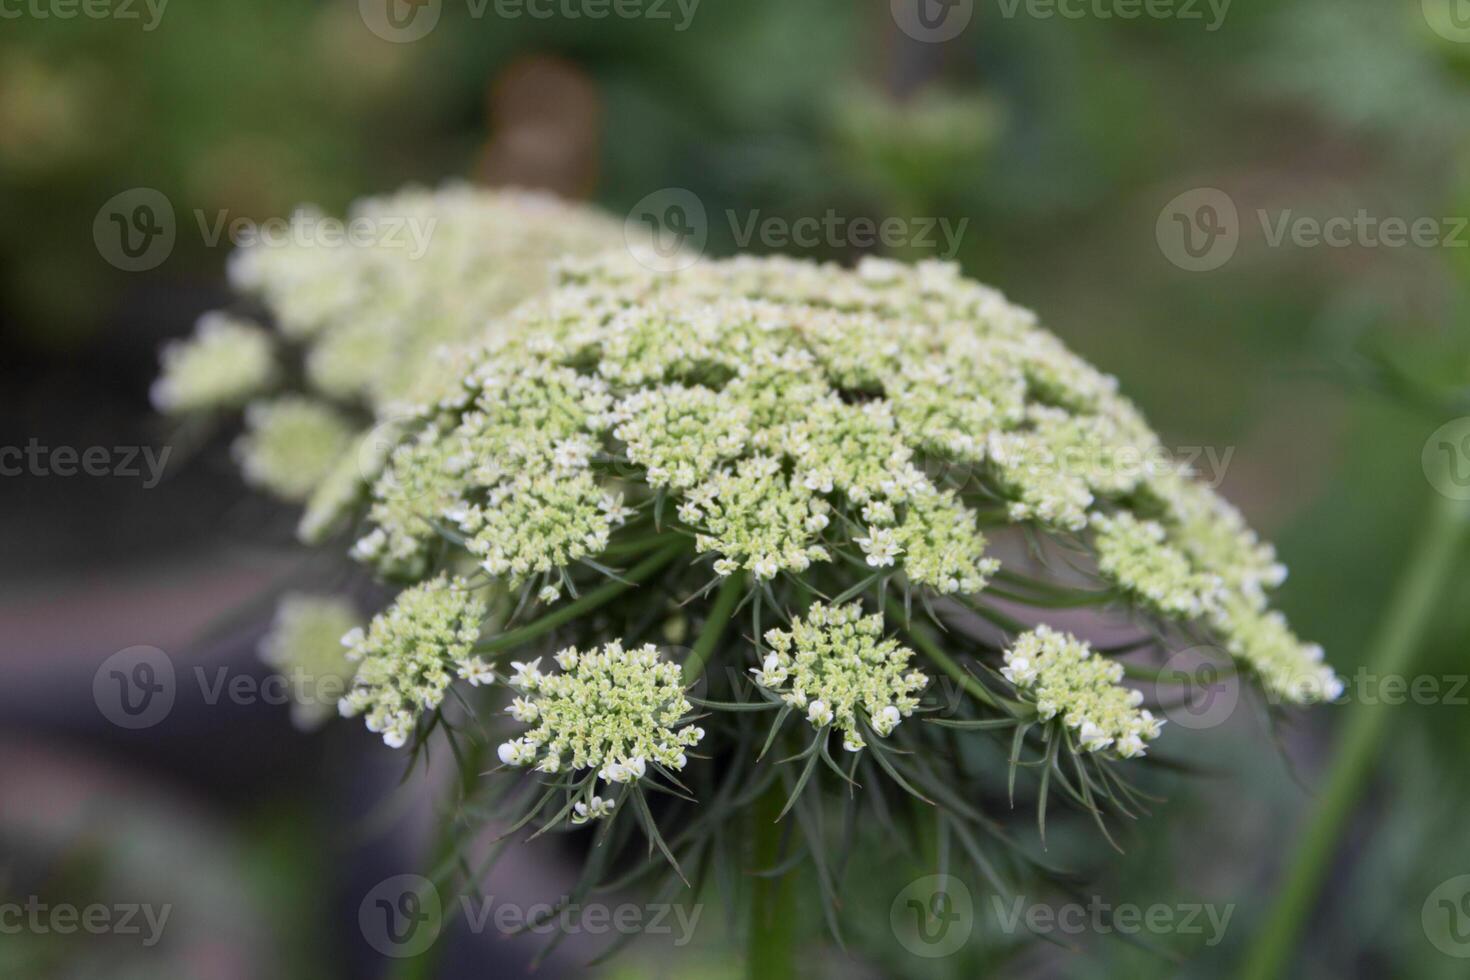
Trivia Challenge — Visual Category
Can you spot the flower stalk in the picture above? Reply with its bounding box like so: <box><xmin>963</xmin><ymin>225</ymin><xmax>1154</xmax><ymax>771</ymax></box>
<box><xmin>1241</xmin><ymin>489</ymin><xmax>1470</xmax><ymax>979</ymax></box>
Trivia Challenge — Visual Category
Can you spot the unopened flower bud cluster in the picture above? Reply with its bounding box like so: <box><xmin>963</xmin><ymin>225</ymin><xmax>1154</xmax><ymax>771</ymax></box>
<box><xmin>753</xmin><ymin>602</ymin><xmax>928</xmax><ymax>753</ymax></box>
<box><xmin>258</xmin><ymin>594</ymin><xmax>362</xmax><ymax>729</ymax></box>
<box><xmin>337</xmin><ymin>575</ymin><xmax>489</xmax><ymax>748</ymax></box>
<box><xmin>1001</xmin><ymin>625</ymin><xmax>1162</xmax><ymax>758</ymax></box>
<box><xmin>496</xmin><ymin>641</ymin><xmax>703</xmax><ymax>800</ymax></box>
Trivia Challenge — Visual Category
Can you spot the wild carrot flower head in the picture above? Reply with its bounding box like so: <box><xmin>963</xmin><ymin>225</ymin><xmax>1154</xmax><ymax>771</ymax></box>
<box><xmin>154</xmin><ymin>185</ymin><xmax>626</xmax><ymax>513</ymax></box>
<box><xmin>258</xmin><ymin>594</ymin><xmax>361</xmax><ymax>729</ymax></box>
<box><xmin>1002</xmin><ymin>625</ymin><xmax>1162</xmax><ymax>759</ymax></box>
<box><xmin>337</xmin><ymin>575</ymin><xmax>488</xmax><ymax>748</ymax></box>
<box><xmin>233</xmin><ymin>396</ymin><xmax>355</xmax><ymax>503</ymax></box>
<box><xmin>151</xmin><ymin>312</ymin><xmax>275</xmax><ymax>414</ymax></box>
<box><xmin>754</xmin><ymin>602</ymin><xmax>927</xmax><ymax>753</ymax></box>
<box><xmin>497</xmin><ymin>641</ymin><xmax>702</xmax><ymax>791</ymax></box>
<box><xmin>346</xmin><ymin>252</ymin><xmax>1334</xmax><ymax>708</ymax></box>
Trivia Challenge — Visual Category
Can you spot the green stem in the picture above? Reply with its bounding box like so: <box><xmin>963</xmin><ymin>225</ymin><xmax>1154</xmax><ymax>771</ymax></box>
<box><xmin>747</xmin><ymin>784</ymin><xmax>797</xmax><ymax>980</ymax></box>
<box><xmin>683</xmin><ymin>572</ymin><xmax>747</xmax><ymax>686</ymax></box>
<box><xmin>474</xmin><ymin>539</ymin><xmax>687</xmax><ymax>656</ymax></box>
<box><xmin>888</xmin><ymin>597</ymin><xmax>1023</xmax><ymax>716</ymax></box>
<box><xmin>391</xmin><ymin>738</ymin><xmax>488</xmax><ymax>980</ymax></box>
<box><xmin>1240</xmin><ymin>490</ymin><xmax>1470</xmax><ymax>979</ymax></box>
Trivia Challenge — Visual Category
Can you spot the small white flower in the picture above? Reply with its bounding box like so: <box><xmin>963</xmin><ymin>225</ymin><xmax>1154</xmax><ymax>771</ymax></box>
<box><xmin>508</xmin><ymin>658</ymin><xmax>544</xmax><ymax>690</ymax></box>
<box><xmin>552</xmin><ymin>437</ymin><xmax>593</xmax><ymax>469</ymax></box>
<box><xmin>571</xmin><ymin>795</ymin><xmax>615</xmax><ymax>825</ymax></box>
<box><xmin>855</xmin><ymin>527</ymin><xmax>902</xmax><ymax>568</ymax></box>
<box><xmin>807</xmin><ymin>699</ymin><xmax>834</xmax><ymax>727</ymax></box>
<box><xmin>506</xmin><ymin>697</ymin><xmax>539</xmax><ymax>723</ymax></box>
<box><xmin>872</xmin><ymin>704</ymin><xmax>902</xmax><ymax>736</ymax></box>
<box><xmin>1077</xmin><ymin>720</ymin><xmax>1112</xmax><ymax>752</ymax></box>
<box><xmin>1001</xmin><ymin>655</ymin><xmax>1037</xmax><ymax>687</ymax></box>
<box><xmin>458</xmin><ymin>657</ymin><xmax>495</xmax><ymax>687</ymax></box>
<box><xmin>498</xmin><ymin>738</ymin><xmax>536</xmax><ymax>767</ymax></box>
<box><xmin>1115</xmin><ymin>734</ymin><xmax>1146</xmax><ymax>759</ymax></box>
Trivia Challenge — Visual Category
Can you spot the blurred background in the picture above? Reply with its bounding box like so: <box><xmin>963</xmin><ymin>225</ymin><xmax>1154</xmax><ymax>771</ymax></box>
<box><xmin>3</xmin><ymin>0</ymin><xmax>1470</xmax><ymax>977</ymax></box>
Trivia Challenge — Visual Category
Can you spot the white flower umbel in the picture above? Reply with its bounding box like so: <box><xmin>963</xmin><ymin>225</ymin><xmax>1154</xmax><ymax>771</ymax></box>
<box><xmin>258</xmin><ymin>593</ymin><xmax>361</xmax><ymax>730</ymax></box>
<box><xmin>152</xmin><ymin>313</ymin><xmax>276</xmax><ymax>414</ymax></box>
<box><xmin>345</xmin><ymin>253</ymin><xmax>1330</xmax><ymax>711</ymax></box>
<box><xmin>1211</xmin><ymin>595</ymin><xmax>1344</xmax><ymax>705</ymax></box>
<box><xmin>233</xmin><ymin>397</ymin><xmax>355</xmax><ymax>503</ymax></box>
<box><xmin>338</xmin><ymin>575</ymin><xmax>488</xmax><ymax>748</ymax></box>
<box><xmin>1091</xmin><ymin>510</ymin><xmax>1223</xmax><ymax>619</ymax></box>
<box><xmin>1002</xmin><ymin>625</ymin><xmax>1162</xmax><ymax>758</ymax></box>
<box><xmin>226</xmin><ymin>185</ymin><xmax>626</xmax><ymax>416</ymax></box>
<box><xmin>754</xmin><ymin>602</ymin><xmax>928</xmax><ymax>752</ymax></box>
<box><xmin>154</xmin><ymin>186</ymin><xmax>627</xmax><ymax>548</ymax></box>
<box><xmin>496</xmin><ymin>641</ymin><xmax>702</xmax><ymax>800</ymax></box>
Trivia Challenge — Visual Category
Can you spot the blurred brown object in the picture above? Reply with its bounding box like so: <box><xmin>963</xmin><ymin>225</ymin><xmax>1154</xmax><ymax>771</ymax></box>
<box><xmin>475</xmin><ymin>56</ymin><xmax>601</xmax><ymax>199</ymax></box>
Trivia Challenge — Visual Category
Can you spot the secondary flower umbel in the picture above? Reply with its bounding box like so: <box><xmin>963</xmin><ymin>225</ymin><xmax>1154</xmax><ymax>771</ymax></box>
<box><xmin>337</xmin><ymin>575</ymin><xmax>490</xmax><ymax>748</ymax></box>
<box><xmin>496</xmin><ymin>641</ymin><xmax>703</xmax><ymax>795</ymax></box>
<box><xmin>1002</xmin><ymin>625</ymin><xmax>1163</xmax><ymax>758</ymax></box>
<box><xmin>753</xmin><ymin>602</ymin><xmax>928</xmax><ymax>753</ymax></box>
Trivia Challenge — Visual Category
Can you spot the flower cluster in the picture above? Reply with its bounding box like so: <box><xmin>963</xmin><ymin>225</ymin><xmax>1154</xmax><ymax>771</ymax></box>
<box><xmin>496</xmin><ymin>642</ymin><xmax>702</xmax><ymax>797</ymax></box>
<box><xmin>753</xmin><ymin>602</ymin><xmax>928</xmax><ymax>753</ymax></box>
<box><xmin>153</xmin><ymin>185</ymin><xmax>626</xmax><ymax>520</ymax></box>
<box><xmin>233</xmin><ymin>397</ymin><xmax>355</xmax><ymax>503</ymax></box>
<box><xmin>343</xmin><ymin>253</ymin><xmax>1333</xmax><ymax>707</ymax></box>
<box><xmin>151</xmin><ymin>313</ymin><xmax>276</xmax><ymax>414</ymax></box>
<box><xmin>226</xmin><ymin>184</ymin><xmax>627</xmax><ymax>417</ymax></box>
<box><xmin>1211</xmin><ymin>596</ymin><xmax>1343</xmax><ymax>704</ymax></box>
<box><xmin>1091</xmin><ymin>510</ymin><xmax>1223</xmax><ymax>619</ymax></box>
<box><xmin>337</xmin><ymin>575</ymin><xmax>489</xmax><ymax>748</ymax></box>
<box><xmin>1001</xmin><ymin>625</ymin><xmax>1162</xmax><ymax>758</ymax></box>
<box><xmin>258</xmin><ymin>594</ymin><xmax>361</xmax><ymax>729</ymax></box>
